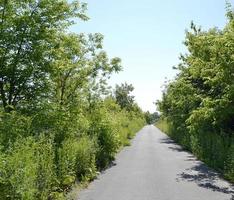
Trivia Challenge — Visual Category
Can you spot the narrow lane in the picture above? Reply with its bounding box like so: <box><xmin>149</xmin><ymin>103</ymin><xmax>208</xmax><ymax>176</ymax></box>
<box><xmin>78</xmin><ymin>125</ymin><xmax>234</xmax><ymax>200</ymax></box>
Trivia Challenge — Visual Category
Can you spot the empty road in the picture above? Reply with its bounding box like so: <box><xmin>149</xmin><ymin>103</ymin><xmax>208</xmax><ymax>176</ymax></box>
<box><xmin>78</xmin><ymin>125</ymin><xmax>234</xmax><ymax>200</ymax></box>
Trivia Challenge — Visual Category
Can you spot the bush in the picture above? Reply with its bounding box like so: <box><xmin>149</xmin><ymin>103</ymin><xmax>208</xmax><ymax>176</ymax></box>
<box><xmin>225</xmin><ymin>144</ymin><xmax>234</xmax><ymax>181</ymax></box>
<box><xmin>103</xmin><ymin>99</ymin><xmax>145</xmax><ymax>147</ymax></box>
<box><xmin>90</xmin><ymin>118</ymin><xmax>120</xmax><ymax>169</ymax></box>
<box><xmin>35</xmin><ymin>135</ymin><xmax>56</xmax><ymax>200</ymax></box>
<box><xmin>0</xmin><ymin>111</ymin><xmax>32</xmax><ymax>149</ymax></box>
<box><xmin>155</xmin><ymin>118</ymin><xmax>171</xmax><ymax>134</ymax></box>
<box><xmin>0</xmin><ymin>0</ymin><xmax>146</xmax><ymax>198</ymax></box>
<box><xmin>0</xmin><ymin>136</ymin><xmax>55</xmax><ymax>200</ymax></box>
<box><xmin>0</xmin><ymin>98</ymin><xmax>145</xmax><ymax>199</ymax></box>
<box><xmin>157</xmin><ymin>10</ymin><xmax>234</xmax><ymax>183</ymax></box>
<box><xmin>58</xmin><ymin>136</ymin><xmax>97</xmax><ymax>187</ymax></box>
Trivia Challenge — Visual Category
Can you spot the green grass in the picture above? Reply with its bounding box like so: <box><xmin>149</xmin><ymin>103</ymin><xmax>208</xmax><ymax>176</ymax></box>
<box><xmin>155</xmin><ymin>118</ymin><xmax>170</xmax><ymax>134</ymax></box>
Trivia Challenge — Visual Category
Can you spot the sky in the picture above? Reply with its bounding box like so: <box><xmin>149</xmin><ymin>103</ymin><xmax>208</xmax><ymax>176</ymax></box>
<box><xmin>70</xmin><ymin>0</ymin><xmax>233</xmax><ymax>112</ymax></box>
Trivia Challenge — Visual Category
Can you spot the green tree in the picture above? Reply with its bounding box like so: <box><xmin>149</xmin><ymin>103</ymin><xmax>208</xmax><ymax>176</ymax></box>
<box><xmin>157</xmin><ymin>7</ymin><xmax>234</xmax><ymax>181</ymax></box>
<box><xmin>145</xmin><ymin>111</ymin><xmax>159</xmax><ymax>124</ymax></box>
<box><xmin>51</xmin><ymin>33</ymin><xmax>121</xmax><ymax>108</ymax></box>
<box><xmin>0</xmin><ymin>0</ymin><xmax>87</xmax><ymax>112</ymax></box>
<box><xmin>0</xmin><ymin>1</ymin><xmax>146</xmax><ymax>198</ymax></box>
<box><xmin>114</xmin><ymin>82</ymin><xmax>135</xmax><ymax>111</ymax></box>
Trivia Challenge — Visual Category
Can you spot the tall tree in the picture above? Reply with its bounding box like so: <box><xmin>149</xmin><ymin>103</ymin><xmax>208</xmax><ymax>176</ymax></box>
<box><xmin>0</xmin><ymin>0</ymin><xmax>87</xmax><ymax>111</ymax></box>
<box><xmin>51</xmin><ymin>33</ymin><xmax>121</xmax><ymax>108</ymax></box>
<box><xmin>157</xmin><ymin>8</ymin><xmax>234</xmax><ymax>134</ymax></box>
<box><xmin>114</xmin><ymin>83</ymin><xmax>135</xmax><ymax>111</ymax></box>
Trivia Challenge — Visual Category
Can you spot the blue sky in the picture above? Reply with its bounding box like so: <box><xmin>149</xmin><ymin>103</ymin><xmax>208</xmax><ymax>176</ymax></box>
<box><xmin>71</xmin><ymin>0</ymin><xmax>233</xmax><ymax>112</ymax></box>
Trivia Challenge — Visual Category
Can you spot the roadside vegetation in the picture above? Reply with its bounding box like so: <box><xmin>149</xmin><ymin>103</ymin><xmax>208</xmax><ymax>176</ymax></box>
<box><xmin>0</xmin><ymin>1</ymin><xmax>145</xmax><ymax>199</ymax></box>
<box><xmin>156</xmin><ymin>6</ymin><xmax>234</xmax><ymax>183</ymax></box>
<box><xmin>144</xmin><ymin>111</ymin><xmax>159</xmax><ymax>125</ymax></box>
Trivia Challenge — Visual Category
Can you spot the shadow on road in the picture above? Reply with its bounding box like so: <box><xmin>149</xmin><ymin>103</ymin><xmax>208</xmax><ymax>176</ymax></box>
<box><xmin>159</xmin><ymin>137</ymin><xmax>176</xmax><ymax>145</ymax></box>
<box><xmin>160</xmin><ymin>136</ymin><xmax>234</xmax><ymax>199</ymax></box>
<box><xmin>100</xmin><ymin>161</ymin><xmax>117</xmax><ymax>174</ymax></box>
<box><xmin>159</xmin><ymin>137</ymin><xmax>184</xmax><ymax>152</ymax></box>
<box><xmin>176</xmin><ymin>159</ymin><xmax>234</xmax><ymax>199</ymax></box>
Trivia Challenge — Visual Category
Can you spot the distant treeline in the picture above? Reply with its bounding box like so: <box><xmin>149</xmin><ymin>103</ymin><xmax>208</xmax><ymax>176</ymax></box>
<box><xmin>145</xmin><ymin>111</ymin><xmax>159</xmax><ymax>124</ymax></box>
<box><xmin>0</xmin><ymin>1</ymin><xmax>145</xmax><ymax>199</ymax></box>
<box><xmin>157</xmin><ymin>6</ymin><xmax>234</xmax><ymax>182</ymax></box>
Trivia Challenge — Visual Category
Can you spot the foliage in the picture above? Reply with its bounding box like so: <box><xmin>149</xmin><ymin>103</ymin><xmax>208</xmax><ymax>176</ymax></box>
<box><xmin>155</xmin><ymin>117</ymin><xmax>171</xmax><ymax>134</ymax></box>
<box><xmin>0</xmin><ymin>0</ymin><xmax>88</xmax><ymax>112</ymax></box>
<box><xmin>51</xmin><ymin>32</ymin><xmax>121</xmax><ymax>107</ymax></box>
<box><xmin>0</xmin><ymin>135</ymin><xmax>55</xmax><ymax>200</ymax></box>
<box><xmin>0</xmin><ymin>1</ymin><xmax>145</xmax><ymax>199</ymax></box>
<box><xmin>157</xmin><ymin>8</ymin><xmax>234</xmax><ymax>182</ymax></box>
<box><xmin>88</xmin><ymin>98</ymin><xmax>145</xmax><ymax>168</ymax></box>
<box><xmin>114</xmin><ymin>83</ymin><xmax>135</xmax><ymax>111</ymax></box>
<box><xmin>0</xmin><ymin>110</ymin><xmax>32</xmax><ymax>149</ymax></box>
<box><xmin>58</xmin><ymin>136</ymin><xmax>97</xmax><ymax>186</ymax></box>
<box><xmin>145</xmin><ymin>111</ymin><xmax>159</xmax><ymax>124</ymax></box>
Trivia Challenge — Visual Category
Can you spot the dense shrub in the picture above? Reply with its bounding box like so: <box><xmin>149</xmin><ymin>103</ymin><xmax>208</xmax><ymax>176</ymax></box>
<box><xmin>225</xmin><ymin>144</ymin><xmax>234</xmax><ymax>181</ymax></box>
<box><xmin>157</xmin><ymin>9</ymin><xmax>234</xmax><ymax>182</ymax></box>
<box><xmin>103</xmin><ymin>98</ymin><xmax>145</xmax><ymax>147</ymax></box>
<box><xmin>0</xmin><ymin>100</ymin><xmax>145</xmax><ymax>199</ymax></box>
<box><xmin>58</xmin><ymin>136</ymin><xmax>97</xmax><ymax>186</ymax></box>
<box><xmin>0</xmin><ymin>1</ymin><xmax>146</xmax><ymax>199</ymax></box>
<box><xmin>0</xmin><ymin>136</ymin><xmax>55</xmax><ymax>200</ymax></box>
<box><xmin>0</xmin><ymin>111</ymin><xmax>32</xmax><ymax>149</ymax></box>
<box><xmin>88</xmin><ymin>108</ymin><xmax>120</xmax><ymax>168</ymax></box>
<box><xmin>88</xmin><ymin>99</ymin><xmax>145</xmax><ymax>168</ymax></box>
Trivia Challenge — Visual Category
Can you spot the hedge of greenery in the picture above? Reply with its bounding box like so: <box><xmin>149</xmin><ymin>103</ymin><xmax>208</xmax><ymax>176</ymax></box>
<box><xmin>0</xmin><ymin>102</ymin><xmax>145</xmax><ymax>199</ymax></box>
<box><xmin>156</xmin><ymin>7</ymin><xmax>234</xmax><ymax>183</ymax></box>
<box><xmin>0</xmin><ymin>1</ymin><xmax>145</xmax><ymax>199</ymax></box>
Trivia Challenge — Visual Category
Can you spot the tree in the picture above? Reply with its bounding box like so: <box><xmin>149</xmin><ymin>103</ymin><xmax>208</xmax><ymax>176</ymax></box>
<box><xmin>114</xmin><ymin>82</ymin><xmax>135</xmax><ymax>111</ymax></box>
<box><xmin>0</xmin><ymin>1</ymin><xmax>147</xmax><ymax>198</ymax></box>
<box><xmin>51</xmin><ymin>33</ymin><xmax>121</xmax><ymax>108</ymax></box>
<box><xmin>145</xmin><ymin>111</ymin><xmax>159</xmax><ymax>124</ymax></box>
<box><xmin>158</xmin><ymin>12</ymin><xmax>234</xmax><ymax>134</ymax></box>
<box><xmin>0</xmin><ymin>0</ymin><xmax>87</xmax><ymax>111</ymax></box>
<box><xmin>157</xmin><ymin>7</ymin><xmax>234</xmax><ymax>182</ymax></box>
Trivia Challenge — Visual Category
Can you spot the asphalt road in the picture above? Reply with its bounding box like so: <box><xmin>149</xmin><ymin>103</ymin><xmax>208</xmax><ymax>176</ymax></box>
<box><xmin>78</xmin><ymin>125</ymin><xmax>234</xmax><ymax>200</ymax></box>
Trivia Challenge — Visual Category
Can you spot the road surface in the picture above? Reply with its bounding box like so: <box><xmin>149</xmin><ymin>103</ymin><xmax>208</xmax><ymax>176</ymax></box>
<box><xmin>78</xmin><ymin>125</ymin><xmax>234</xmax><ymax>200</ymax></box>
